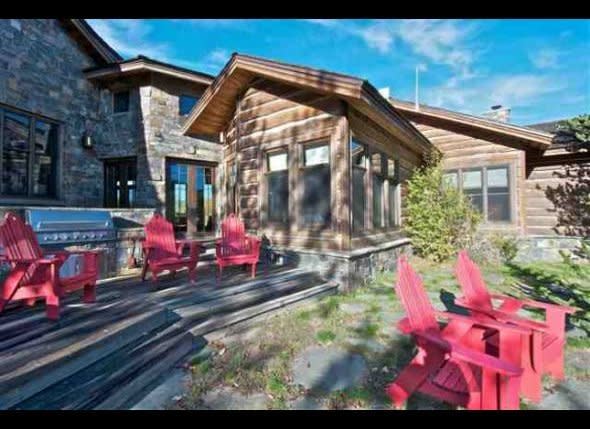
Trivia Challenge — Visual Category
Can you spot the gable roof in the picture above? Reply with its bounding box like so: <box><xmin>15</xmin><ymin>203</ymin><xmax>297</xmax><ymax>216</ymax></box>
<box><xmin>58</xmin><ymin>19</ymin><xmax>122</xmax><ymax>65</ymax></box>
<box><xmin>390</xmin><ymin>98</ymin><xmax>553</xmax><ymax>152</ymax></box>
<box><xmin>181</xmin><ymin>53</ymin><xmax>434</xmax><ymax>156</ymax></box>
<box><xmin>83</xmin><ymin>55</ymin><xmax>215</xmax><ymax>85</ymax></box>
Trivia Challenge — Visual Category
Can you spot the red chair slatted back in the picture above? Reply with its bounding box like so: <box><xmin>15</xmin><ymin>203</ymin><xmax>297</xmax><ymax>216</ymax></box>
<box><xmin>0</xmin><ymin>212</ymin><xmax>43</xmax><ymax>262</ymax></box>
<box><xmin>220</xmin><ymin>214</ymin><xmax>246</xmax><ymax>256</ymax></box>
<box><xmin>394</xmin><ymin>256</ymin><xmax>439</xmax><ymax>332</ymax></box>
<box><xmin>456</xmin><ymin>250</ymin><xmax>493</xmax><ymax>311</ymax></box>
<box><xmin>144</xmin><ymin>214</ymin><xmax>178</xmax><ymax>260</ymax></box>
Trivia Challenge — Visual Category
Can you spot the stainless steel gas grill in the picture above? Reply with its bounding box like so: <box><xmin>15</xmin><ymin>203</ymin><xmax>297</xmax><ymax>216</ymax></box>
<box><xmin>24</xmin><ymin>208</ymin><xmax>117</xmax><ymax>278</ymax></box>
<box><xmin>25</xmin><ymin>209</ymin><xmax>116</xmax><ymax>244</ymax></box>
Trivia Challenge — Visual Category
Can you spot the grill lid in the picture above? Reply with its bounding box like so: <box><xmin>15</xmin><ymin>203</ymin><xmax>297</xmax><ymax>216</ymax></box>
<box><xmin>25</xmin><ymin>209</ymin><xmax>114</xmax><ymax>232</ymax></box>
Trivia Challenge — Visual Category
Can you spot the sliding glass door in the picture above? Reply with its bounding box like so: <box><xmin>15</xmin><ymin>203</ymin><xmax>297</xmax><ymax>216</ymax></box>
<box><xmin>166</xmin><ymin>158</ymin><xmax>216</xmax><ymax>236</ymax></box>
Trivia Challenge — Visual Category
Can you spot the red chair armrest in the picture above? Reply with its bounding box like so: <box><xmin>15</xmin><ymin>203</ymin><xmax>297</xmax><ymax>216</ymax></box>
<box><xmin>435</xmin><ymin>310</ymin><xmax>530</xmax><ymax>335</ymax></box>
<box><xmin>491</xmin><ymin>293</ymin><xmax>577</xmax><ymax>314</ymax></box>
<box><xmin>411</xmin><ymin>329</ymin><xmax>523</xmax><ymax>377</ymax></box>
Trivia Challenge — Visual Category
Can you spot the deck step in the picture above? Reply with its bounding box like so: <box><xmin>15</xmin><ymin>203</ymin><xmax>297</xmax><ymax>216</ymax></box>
<box><xmin>0</xmin><ymin>301</ymin><xmax>174</xmax><ymax>409</ymax></box>
<box><xmin>1</xmin><ymin>267</ymin><xmax>338</xmax><ymax>410</ymax></box>
<box><xmin>14</xmin><ymin>324</ymin><xmax>196</xmax><ymax>410</ymax></box>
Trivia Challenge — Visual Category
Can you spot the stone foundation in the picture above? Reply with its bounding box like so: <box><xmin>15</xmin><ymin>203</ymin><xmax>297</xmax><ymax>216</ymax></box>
<box><xmin>515</xmin><ymin>236</ymin><xmax>585</xmax><ymax>263</ymax></box>
<box><xmin>270</xmin><ymin>238</ymin><xmax>412</xmax><ymax>291</ymax></box>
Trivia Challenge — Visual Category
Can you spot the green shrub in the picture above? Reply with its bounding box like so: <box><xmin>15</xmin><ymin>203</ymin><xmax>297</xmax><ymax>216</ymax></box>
<box><xmin>404</xmin><ymin>151</ymin><xmax>481</xmax><ymax>262</ymax></box>
<box><xmin>490</xmin><ymin>234</ymin><xmax>519</xmax><ymax>263</ymax></box>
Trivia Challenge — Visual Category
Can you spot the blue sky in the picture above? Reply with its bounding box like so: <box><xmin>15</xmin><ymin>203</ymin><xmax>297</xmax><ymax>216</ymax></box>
<box><xmin>87</xmin><ymin>19</ymin><xmax>589</xmax><ymax>125</ymax></box>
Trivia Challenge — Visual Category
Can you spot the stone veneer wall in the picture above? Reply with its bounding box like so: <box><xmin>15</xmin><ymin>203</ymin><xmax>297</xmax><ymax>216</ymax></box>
<box><xmin>0</xmin><ymin>19</ymin><xmax>224</xmax><ymax>212</ymax></box>
<box><xmin>514</xmin><ymin>236</ymin><xmax>585</xmax><ymax>263</ymax></box>
<box><xmin>0</xmin><ymin>19</ymin><xmax>146</xmax><ymax>207</ymax></box>
<box><xmin>139</xmin><ymin>74</ymin><xmax>223</xmax><ymax>212</ymax></box>
<box><xmin>274</xmin><ymin>238</ymin><xmax>412</xmax><ymax>291</ymax></box>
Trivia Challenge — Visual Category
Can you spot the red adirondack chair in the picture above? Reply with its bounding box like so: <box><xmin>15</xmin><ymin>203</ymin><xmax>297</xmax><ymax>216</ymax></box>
<box><xmin>0</xmin><ymin>212</ymin><xmax>99</xmax><ymax>320</ymax></box>
<box><xmin>141</xmin><ymin>213</ymin><xmax>201</xmax><ymax>283</ymax></box>
<box><xmin>386</xmin><ymin>256</ymin><xmax>527</xmax><ymax>410</ymax></box>
<box><xmin>454</xmin><ymin>250</ymin><xmax>577</xmax><ymax>403</ymax></box>
<box><xmin>215</xmin><ymin>214</ymin><xmax>261</xmax><ymax>281</ymax></box>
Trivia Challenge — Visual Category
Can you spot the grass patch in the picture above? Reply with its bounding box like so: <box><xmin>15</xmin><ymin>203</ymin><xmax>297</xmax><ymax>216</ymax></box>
<box><xmin>354</xmin><ymin>322</ymin><xmax>380</xmax><ymax>340</ymax></box>
<box><xmin>316</xmin><ymin>330</ymin><xmax>336</xmax><ymax>344</ymax></box>
<box><xmin>317</xmin><ymin>297</ymin><xmax>340</xmax><ymax>319</ymax></box>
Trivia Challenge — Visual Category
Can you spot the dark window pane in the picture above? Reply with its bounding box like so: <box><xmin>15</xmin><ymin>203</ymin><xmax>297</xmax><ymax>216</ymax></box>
<box><xmin>350</xmin><ymin>139</ymin><xmax>366</xmax><ymax>167</ymax></box>
<box><xmin>467</xmin><ymin>195</ymin><xmax>484</xmax><ymax>213</ymax></box>
<box><xmin>2</xmin><ymin>110</ymin><xmax>30</xmax><ymax>196</ymax></box>
<box><xmin>32</xmin><ymin>120</ymin><xmax>58</xmax><ymax>197</ymax></box>
<box><xmin>179</xmin><ymin>94</ymin><xmax>198</xmax><ymax>116</ymax></box>
<box><xmin>487</xmin><ymin>167</ymin><xmax>510</xmax><ymax>222</ymax></box>
<box><xmin>488</xmin><ymin>194</ymin><xmax>510</xmax><ymax>222</ymax></box>
<box><xmin>373</xmin><ymin>175</ymin><xmax>383</xmax><ymax>228</ymax></box>
<box><xmin>352</xmin><ymin>167</ymin><xmax>365</xmax><ymax>232</ymax></box>
<box><xmin>388</xmin><ymin>181</ymin><xmax>398</xmax><ymax>227</ymax></box>
<box><xmin>104</xmin><ymin>158</ymin><xmax>137</xmax><ymax>208</ymax></box>
<box><xmin>302</xmin><ymin>165</ymin><xmax>331</xmax><ymax>225</ymax></box>
<box><xmin>113</xmin><ymin>91</ymin><xmax>130</xmax><ymax>113</ymax></box>
<box><xmin>268</xmin><ymin>171</ymin><xmax>289</xmax><ymax>223</ymax></box>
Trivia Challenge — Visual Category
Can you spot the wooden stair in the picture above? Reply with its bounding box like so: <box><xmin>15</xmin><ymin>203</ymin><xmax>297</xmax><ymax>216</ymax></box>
<box><xmin>0</xmin><ymin>265</ymin><xmax>337</xmax><ymax>410</ymax></box>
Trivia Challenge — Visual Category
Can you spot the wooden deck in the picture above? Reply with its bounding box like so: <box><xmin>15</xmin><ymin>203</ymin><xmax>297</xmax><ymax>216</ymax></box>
<box><xmin>0</xmin><ymin>262</ymin><xmax>338</xmax><ymax>410</ymax></box>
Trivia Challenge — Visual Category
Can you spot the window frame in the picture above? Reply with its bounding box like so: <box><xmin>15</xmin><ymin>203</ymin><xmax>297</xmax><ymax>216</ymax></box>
<box><xmin>445</xmin><ymin>164</ymin><xmax>513</xmax><ymax>224</ymax></box>
<box><xmin>371</xmin><ymin>150</ymin><xmax>387</xmax><ymax>230</ymax></box>
<box><xmin>386</xmin><ymin>157</ymin><xmax>400</xmax><ymax>229</ymax></box>
<box><xmin>103</xmin><ymin>157</ymin><xmax>138</xmax><ymax>209</ymax></box>
<box><xmin>112</xmin><ymin>90</ymin><xmax>130</xmax><ymax>114</ymax></box>
<box><xmin>0</xmin><ymin>103</ymin><xmax>63</xmax><ymax>203</ymax></box>
<box><xmin>299</xmin><ymin>140</ymin><xmax>331</xmax><ymax>228</ymax></box>
<box><xmin>350</xmin><ymin>138</ymin><xmax>368</xmax><ymax>234</ymax></box>
<box><xmin>265</xmin><ymin>149</ymin><xmax>290</xmax><ymax>226</ymax></box>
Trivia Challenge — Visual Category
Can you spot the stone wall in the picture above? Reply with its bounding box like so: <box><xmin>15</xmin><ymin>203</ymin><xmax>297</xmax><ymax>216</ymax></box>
<box><xmin>515</xmin><ymin>236</ymin><xmax>585</xmax><ymax>263</ymax></box>
<box><xmin>0</xmin><ymin>19</ymin><xmax>148</xmax><ymax>207</ymax></box>
<box><xmin>273</xmin><ymin>238</ymin><xmax>412</xmax><ymax>291</ymax></box>
<box><xmin>0</xmin><ymin>19</ymin><xmax>223</xmax><ymax>212</ymax></box>
<box><xmin>140</xmin><ymin>74</ymin><xmax>222</xmax><ymax>211</ymax></box>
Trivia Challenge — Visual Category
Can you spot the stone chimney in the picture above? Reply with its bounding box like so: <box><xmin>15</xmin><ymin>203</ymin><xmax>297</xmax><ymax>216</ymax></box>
<box><xmin>482</xmin><ymin>105</ymin><xmax>511</xmax><ymax>123</ymax></box>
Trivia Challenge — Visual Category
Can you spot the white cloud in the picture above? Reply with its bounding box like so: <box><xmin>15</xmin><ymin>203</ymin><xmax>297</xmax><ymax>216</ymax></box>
<box><xmin>428</xmin><ymin>73</ymin><xmax>566</xmax><ymax>115</ymax></box>
<box><xmin>86</xmin><ymin>19</ymin><xmax>170</xmax><ymax>60</ymax></box>
<box><xmin>529</xmin><ymin>48</ymin><xmax>560</xmax><ymax>69</ymax></box>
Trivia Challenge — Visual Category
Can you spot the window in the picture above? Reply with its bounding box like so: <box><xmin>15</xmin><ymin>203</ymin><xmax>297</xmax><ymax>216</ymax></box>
<box><xmin>387</xmin><ymin>158</ymin><xmax>399</xmax><ymax>228</ymax></box>
<box><xmin>445</xmin><ymin>166</ymin><xmax>512</xmax><ymax>223</ymax></box>
<box><xmin>0</xmin><ymin>105</ymin><xmax>60</xmax><ymax>199</ymax></box>
<box><xmin>463</xmin><ymin>169</ymin><xmax>483</xmax><ymax>213</ymax></box>
<box><xmin>113</xmin><ymin>90</ymin><xmax>130</xmax><ymax>113</ymax></box>
<box><xmin>104</xmin><ymin>158</ymin><xmax>137</xmax><ymax>208</ymax></box>
<box><xmin>267</xmin><ymin>151</ymin><xmax>289</xmax><ymax>224</ymax></box>
<box><xmin>301</xmin><ymin>142</ymin><xmax>330</xmax><ymax>226</ymax></box>
<box><xmin>179</xmin><ymin>94</ymin><xmax>199</xmax><ymax>116</ymax></box>
<box><xmin>371</xmin><ymin>152</ymin><xmax>385</xmax><ymax>228</ymax></box>
<box><xmin>351</xmin><ymin>139</ymin><xmax>367</xmax><ymax>233</ymax></box>
<box><xmin>487</xmin><ymin>166</ymin><xmax>510</xmax><ymax>222</ymax></box>
<box><xmin>443</xmin><ymin>170</ymin><xmax>459</xmax><ymax>189</ymax></box>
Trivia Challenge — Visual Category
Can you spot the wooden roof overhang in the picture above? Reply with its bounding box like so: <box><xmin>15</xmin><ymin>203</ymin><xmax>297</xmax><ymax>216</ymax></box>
<box><xmin>181</xmin><ymin>54</ymin><xmax>434</xmax><ymax>156</ymax></box>
<box><xmin>390</xmin><ymin>99</ymin><xmax>553</xmax><ymax>153</ymax></box>
<box><xmin>84</xmin><ymin>56</ymin><xmax>215</xmax><ymax>86</ymax></box>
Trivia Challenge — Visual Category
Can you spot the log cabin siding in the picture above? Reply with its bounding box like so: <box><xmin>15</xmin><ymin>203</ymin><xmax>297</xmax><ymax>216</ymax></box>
<box><xmin>221</xmin><ymin>79</ymin><xmax>346</xmax><ymax>249</ymax></box>
<box><xmin>413</xmin><ymin>122</ymin><xmax>525</xmax><ymax>233</ymax></box>
<box><xmin>409</xmin><ymin>121</ymin><xmax>588</xmax><ymax>237</ymax></box>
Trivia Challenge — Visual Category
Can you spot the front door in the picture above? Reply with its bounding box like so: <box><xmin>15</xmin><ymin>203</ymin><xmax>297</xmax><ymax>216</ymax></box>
<box><xmin>166</xmin><ymin>158</ymin><xmax>216</xmax><ymax>236</ymax></box>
